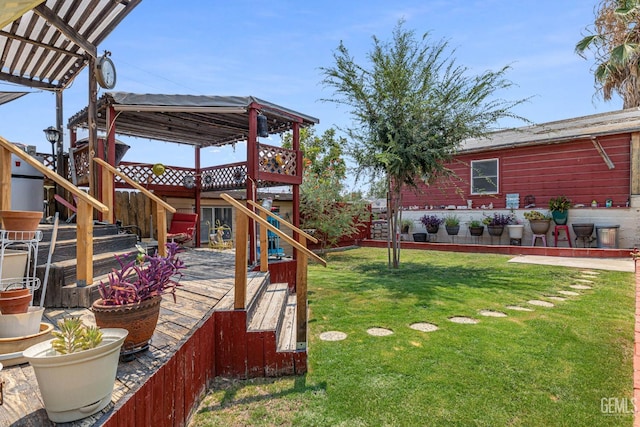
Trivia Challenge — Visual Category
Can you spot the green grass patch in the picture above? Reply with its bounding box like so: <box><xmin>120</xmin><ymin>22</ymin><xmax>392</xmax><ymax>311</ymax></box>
<box><xmin>189</xmin><ymin>248</ymin><xmax>635</xmax><ymax>427</ymax></box>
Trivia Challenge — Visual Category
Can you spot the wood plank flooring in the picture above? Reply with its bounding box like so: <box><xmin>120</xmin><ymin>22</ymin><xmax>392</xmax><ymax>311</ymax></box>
<box><xmin>0</xmin><ymin>248</ymin><xmax>253</xmax><ymax>427</ymax></box>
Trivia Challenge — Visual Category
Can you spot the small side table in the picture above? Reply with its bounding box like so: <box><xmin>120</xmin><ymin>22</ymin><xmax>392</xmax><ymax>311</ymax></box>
<box><xmin>554</xmin><ymin>225</ymin><xmax>572</xmax><ymax>247</ymax></box>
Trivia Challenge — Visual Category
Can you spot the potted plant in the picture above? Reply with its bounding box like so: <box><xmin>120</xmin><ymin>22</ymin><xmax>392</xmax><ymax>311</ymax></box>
<box><xmin>548</xmin><ymin>195</ymin><xmax>571</xmax><ymax>225</ymax></box>
<box><xmin>444</xmin><ymin>214</ymin><xmax>460</xmax><ymax>236</ymax></box>
<box><xmin>91</xmin><ymin>242</ymin><xmax>186</xmax><ymax>354</ymax></box>
<box><xmin>524</xmin><ymin>210</ymin><xmax>551</xmax><ymax>234</ymax></box>
<box><xmin>23</xmin><ymin>317</ymin><xmax>128</xmax><ymax>423</ymax></box>
<box><xmin>468</xmin><ymin>219</ymin><xmax>484</xmax><ymax>236</ymax></box>
<box><xmin>420</xmin><ymin>214</ymin><xmax>442</xmax><ymax>234</ymax></box>
<box><xmin>506</xmin><ymin>213</ymin><xmax>525</xmax><ymax>240</ymax></box>
<box><xmin>482</xmin><ymin>213</ymin><xmax>511</xmax><ymax>236</ymax></box>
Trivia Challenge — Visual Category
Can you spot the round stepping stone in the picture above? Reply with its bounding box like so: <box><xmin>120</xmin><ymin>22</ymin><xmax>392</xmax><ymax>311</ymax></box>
<box><xmin>505</xmin><ymin>305</ymin><xmax>534</xmax><ymax>312</ymax></box>
<box><xmin>570</xmin><ymin>284</ymin><xmax>592</xmax><ymax>290</ymax></box>
<box><xmin>574</xmin><ymin>278</ymin><xmax>594</xmax><ymax>284</ymax></box>
<box><xmin>546</xmin><ymin>296</ymin><xmax>566</xmax><ymax>301</ymax></box>
<box><xmin>580</xmin><ymin>270</ymin><xmax>599</xmax><ymax>275</ymax></box>
<box><xmin>319</xmin><ymin>331</ymin><xmax>347</xmax><ymax>341</ymax></box>
<box><xmin>527</xmin><ymin>300</ymin><xmax>554</xmax><ymax>307</ymax></box>
<box><xmin>410</xmin><ymin>322</ymin><xmax>439</xmax><ymax>332</ymax></box>
<box><xmin>478</xmin><ymin>310</ymin><xmax>507</xmax><ymax>317</ymax></box>
<box><xmin>557</xmin><ymin>290</ymin><xmax>580</xmax><ymax>296</ymax></box>
<box><xmin>367</xmin><ymin>327</ymin><xmax>394</xmax><ymax>336</ymax></box>
<box><xmin>448</xmin><ymin>316</ymin><xmax>479</xmax><ymax>324</ymax></box>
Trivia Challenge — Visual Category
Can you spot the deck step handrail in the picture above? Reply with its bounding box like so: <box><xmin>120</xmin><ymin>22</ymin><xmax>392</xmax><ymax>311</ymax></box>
<box><xmin>220</xmin><ymin>194</ymin><xmax>325</xmax><ymax>267</ymax></box>
<box><xmin>93</xmin><ymin>157</ymin><xmax>176</xmax><ymax>256</ymax></box>
<box><xmin>222</xmin><ymin>193</ymin><xmax>324</xmax><ymax>350</ymax></box>
<box><xmin>247</xmin><ymin>199</ymin><xmax>318</xmax><ymax>243</ymax></box>
<box><xmin>0</xmin><ymin>136</ymin><xmax>108</xmax><ymax>286</ymax></box>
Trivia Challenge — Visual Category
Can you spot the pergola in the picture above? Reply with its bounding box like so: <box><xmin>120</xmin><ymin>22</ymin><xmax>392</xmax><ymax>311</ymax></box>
<box><xmin>67</xmin><ymin>91</ymin><xmax>319</xmax><ymax>261</ymax></box>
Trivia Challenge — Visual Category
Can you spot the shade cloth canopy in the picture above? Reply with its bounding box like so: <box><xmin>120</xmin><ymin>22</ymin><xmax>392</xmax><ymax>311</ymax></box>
<box><xmin>68</xmin><ymin>92</ymin><xmax>320</xmax><ymax>147</ymax></box>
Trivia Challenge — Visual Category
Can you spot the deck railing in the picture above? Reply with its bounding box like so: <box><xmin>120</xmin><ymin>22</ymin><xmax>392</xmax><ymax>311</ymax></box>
<box><xmin>220</xmin><ymin>193</ymin><xmax>326</xmax><ymax>349</ymax></box>
<box><xmin>93</xmin><ymin>158</ymin><xmax>176</xmax><ymax>256</ymax></box>
<box><xmin>0</xmin><ymin>136</ymin><xmax>109</xmax><ymax>286</ymax></box>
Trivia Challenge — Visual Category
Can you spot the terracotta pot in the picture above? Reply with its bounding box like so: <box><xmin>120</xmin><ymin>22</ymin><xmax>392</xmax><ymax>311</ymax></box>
<box><xmin>0</xmin><ymin>287</ymin><xmax>30</xmax><ymax>299</ymax></box>
<box><xmin>0</xmin><ymin>210</ymin><xmax>42</xmax><ymax>239</ymax></box>
<box><xmin>0</xmin><ymin>292</ymin><xmax>32</xmax><ymax>314</ymax></box>
<box><xmin>92</xmin><ymin>295</ymin><xmax>161</xmax><ymax>353</ymax></box>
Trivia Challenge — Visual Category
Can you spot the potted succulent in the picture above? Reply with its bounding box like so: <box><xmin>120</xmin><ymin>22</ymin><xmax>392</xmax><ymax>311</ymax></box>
<box><xmin>468</xmin><ymin>219</ymin><xmax>485</xmax><ymax>237</ymax></box>
<box><xmin>548</xmin><ymin>195</ymin><xmax>571</xmax><ymax>225</ymax></box>
<box><xmin>444</xmin><ymin>214</ymin><xmax>460</xmax><ymax>236</ymax></box>
<box><xmin>524</xmin><ymin>210</ymin><xmax>552</xmax><ymax>234</ymax></box>
<box><xmin>23</xmin><ymin>317</ymin><xmax>128</xmax><ymax>423</ymax></box>
<box><xmin>420</xmin><ymin>214</ymin><xmax>442</xmax><ymax>234</ymax></box>
<box><xmin>91</xmin><ymin>242</ymin><xmax>185</xmax><ymax>354</ymax></box>
<box><xmin>482</xmin><ymin>213</ymin><xmax>512</xmax><ymax>236</ymax></box>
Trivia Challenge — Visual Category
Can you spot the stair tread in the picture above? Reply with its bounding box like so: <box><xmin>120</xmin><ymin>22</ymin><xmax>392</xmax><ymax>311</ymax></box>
<box><xmin>277</xmin><ymin>294</ymin><xmax>298</xmax><ymax>352</ymax></box>
<box><xmin>248</xmin><ymin>282</ymin><xmax>288</xmax><ymax>331</ymax></box>
<box><xmin>216</xmin><ymin>271</ymin><xmax>269</xmax><ymax>311</ymax></box>
<box><xmin>41</xmin><ymin>248</ymin><xmax>136</xmax><ymax>268</ymax></box>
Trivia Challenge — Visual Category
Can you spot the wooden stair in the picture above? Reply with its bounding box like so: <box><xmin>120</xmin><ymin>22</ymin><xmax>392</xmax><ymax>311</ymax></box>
<box><xmin>33</xmin><ymin>223</ymin><xmax>140</xmax><ymax>308</ymax></box>
<box><xmin>214</xmin><ymin>272</ymin><xmax>303</xmax><ymax>378</ymax></box>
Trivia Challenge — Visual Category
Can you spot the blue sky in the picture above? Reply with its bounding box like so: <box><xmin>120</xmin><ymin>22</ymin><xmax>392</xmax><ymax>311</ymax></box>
<box><xmin>0</xmin><ymin>1</ymin><xmax>622</xmax><ymax>191</ymax></box>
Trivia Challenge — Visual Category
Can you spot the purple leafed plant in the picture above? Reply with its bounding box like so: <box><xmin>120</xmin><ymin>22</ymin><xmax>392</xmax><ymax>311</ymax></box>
<box><xmin>97</xmin><ymin>242</ymin><xmax>186</xmax><ymax>306</ymax></box>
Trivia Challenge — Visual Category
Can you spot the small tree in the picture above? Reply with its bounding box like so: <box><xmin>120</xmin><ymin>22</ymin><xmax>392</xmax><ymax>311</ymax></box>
<box><xmin>320</xmin><ymin>20</ymin><xmax>527</xmax><ymax>267</ymax></box>
<box><xmin>300</xmin><ymin>167</ymin><xmax>368</xmax><ymax>254</ymax></box>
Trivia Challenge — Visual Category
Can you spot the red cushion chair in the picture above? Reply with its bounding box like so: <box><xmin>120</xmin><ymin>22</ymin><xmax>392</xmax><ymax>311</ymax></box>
<box><xmin>166</xmin><ymin>212</ymin><xmax>198</xmax><ymax>245</ymax></box>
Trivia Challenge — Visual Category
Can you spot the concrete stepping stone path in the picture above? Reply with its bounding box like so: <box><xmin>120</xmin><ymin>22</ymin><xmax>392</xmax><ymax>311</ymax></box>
<box><xmin>527</xmin><ymin>300</ymin><xmax>554</xmax><ymax>307</ymax></box>
<box><xmin>319</xmin><ymin>331</ymin><xmax>347</xmax><ymax>341</ymax></box>
<box><xmin>545</xmin><ymin>296</ymin><xmax>566</xmax><ymax>301</ymax></box>
<box><xmin>449</xmin><ymin>316</ymin><xmax>479</xmax><ymax>324</ymax></box>
<box><xmin>570</xmin><ymin>284</ymin><xmax>592</xmax><ymax>290</ymax></box>
<box><xmin>505</xmin><ymin>305</ymin><xmax>534</xmax><ymax>311</ymax></box>
<box><xmin>367</xmin><ymin>327</ymin><xmax>394</xmax><ymax>336</ymax></box>
<box><xmin>557</xmin><ymin>290</ymin><xmax>580</xmax><ymax>296</ymax></box>
<box><xmin>478</xmin><ymin>310</ymin><xmax>508</xmax><ymax>317</ymax></box>
<box><xmin>410</xmin><ymin>322</ymin><xmax>439</xmax><ymax>332</ymax></box>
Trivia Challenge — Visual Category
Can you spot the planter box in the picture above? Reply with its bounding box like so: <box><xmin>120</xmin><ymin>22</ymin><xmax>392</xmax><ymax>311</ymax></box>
<box><xmin>1</xmin><ymin>250</ymin><xmax>28</xmax><ymax>281</ymax></box>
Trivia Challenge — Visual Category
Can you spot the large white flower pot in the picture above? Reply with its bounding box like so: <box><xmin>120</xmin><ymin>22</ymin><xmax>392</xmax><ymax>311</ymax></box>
<box><xmin>0</xmin><ymin>306</ymin><xmax>44</xmax><ymax>338</ymax></box>
<box><xmin>507</xmin><ymin>224</ymin><xmax>525</xmax><ymax>239</ymax></box>
<box><xmin>23</xmin><ymin>328</ymin><xmax>128</xmax><ymax>423</ymax></box>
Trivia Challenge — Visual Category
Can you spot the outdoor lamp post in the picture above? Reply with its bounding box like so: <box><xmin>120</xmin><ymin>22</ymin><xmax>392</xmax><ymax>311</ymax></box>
<box><xmin>43</xmin><ymin>126</ymin><xmax>61</xmax><ymax>172</ymax></box>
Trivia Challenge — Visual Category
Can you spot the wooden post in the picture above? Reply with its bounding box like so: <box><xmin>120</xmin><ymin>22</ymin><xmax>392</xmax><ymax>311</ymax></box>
<box><xmin>295</xmin><ymin>235</ymin><xmax>308</xmax><ymax>349</ymax></box>
<box><xmin>234</xmin><ymin>210</ymin><xmax>248</xmax><ymax>309</ymax></box>
<box><xmin>156</xmin><ymin>204</ymin><xmax>167</xmax><ymax>257</ymax></box>
<box><xmin>259</xmin><ymin>210</ymin><xmax>268</xmax><ymax>272</ymax></box>
<box><xmin>101</xmin><ymin>165</ymin><xmax>114</xmax><ymax>223</ymax></box>
<box><xmin>76</xmin><ymin>199</ymin><xmax>94</xmax><ymax>286</ymax></box>
<box><xmin>0</xmin><ymin>147</ymin><xmax>11</xmax><ymax>211</ymax></box>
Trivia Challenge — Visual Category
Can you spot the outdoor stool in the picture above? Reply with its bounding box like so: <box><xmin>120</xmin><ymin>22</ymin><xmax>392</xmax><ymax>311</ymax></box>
<box><xmin>531</xmin><ymin>234</ymin><xmax>546</xmax><ymax>247</ymax></box>
<box><xmin>553</xmin><ymin>225</ymin><xmax>572</xmax><ymax>247</ymax></box>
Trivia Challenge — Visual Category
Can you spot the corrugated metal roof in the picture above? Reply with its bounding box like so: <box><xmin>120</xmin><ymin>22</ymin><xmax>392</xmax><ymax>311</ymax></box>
<box><xmin>67</xmin><ymin>92</ymin><xmax>320</xmax><ymax>147</ymax></box>
<box><xmin>461</xmin><ymin>108</ymin><xmax>640</xmax><ymax>153</ymax></box>
<box><xmin>0</xmin><ymin>0</ymin><xmax>140</xmax><ymax>89</ymax></box>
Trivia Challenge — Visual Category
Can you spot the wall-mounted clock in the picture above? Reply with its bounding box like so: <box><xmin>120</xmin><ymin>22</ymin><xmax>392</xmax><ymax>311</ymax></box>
<box><xmin>95</xmin><ymin>54</ymin><xmax>116</xmax><ymax>89</ymax></box>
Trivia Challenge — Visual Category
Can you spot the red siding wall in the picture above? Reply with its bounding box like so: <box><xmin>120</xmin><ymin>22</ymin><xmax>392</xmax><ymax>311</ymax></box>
<box><xmin>402</xmin><ymin>135</ymin><xmax>631</xmax><ymax>209</ymax></box>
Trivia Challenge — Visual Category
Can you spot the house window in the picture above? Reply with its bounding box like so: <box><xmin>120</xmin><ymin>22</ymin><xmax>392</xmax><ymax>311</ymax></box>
<box><xmin>471</xmin><ymin>159</ymin><xmax>498</xmax><ymax>194</ymax></box>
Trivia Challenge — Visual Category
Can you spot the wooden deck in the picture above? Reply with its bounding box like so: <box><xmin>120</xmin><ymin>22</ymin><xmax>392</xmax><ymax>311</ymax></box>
<box><xmin>0</xmin><ymin>248</ymin><xmax>286</xmax><ymax>427</ymax></box>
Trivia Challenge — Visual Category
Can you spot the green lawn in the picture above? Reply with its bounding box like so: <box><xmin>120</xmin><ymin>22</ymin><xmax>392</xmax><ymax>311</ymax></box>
<box><xmin>190</xmin><ymin>248</ymin><xmax>635</xmax><ymax>427</ymax></box>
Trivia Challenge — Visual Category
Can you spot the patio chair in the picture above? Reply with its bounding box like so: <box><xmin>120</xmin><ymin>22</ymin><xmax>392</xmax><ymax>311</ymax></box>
<box><xmin>166</xmin><ymin>212</ymin><xmax>198</xmax><ymax>245</ymax></box>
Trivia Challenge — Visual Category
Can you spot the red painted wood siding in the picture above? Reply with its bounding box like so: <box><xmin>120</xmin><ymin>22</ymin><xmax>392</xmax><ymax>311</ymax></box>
<box><xmin>402</xmin><ymin>135</ymin><xmax>631</xmax><ymax>209</ymax></box>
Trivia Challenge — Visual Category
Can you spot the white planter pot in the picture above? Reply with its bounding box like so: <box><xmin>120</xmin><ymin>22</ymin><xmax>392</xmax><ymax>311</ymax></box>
<box><xmin>0</xmin><ymin>249</ymin><xmax>28</xmax><ymax>281</ymax></box>
<box><xmin>23</xmin><ymin>328</ymin><xmax>128</xmax><ymax>423</ymax></box>
<box><xmin>507</xmin><ymin>224</ymin><xmax>525</xmax><ymax>239</ymax></box>
<box><xmin>0</xmin><ymin>306</ymin><xmax>44</xmax><ymax>338</ymax></box>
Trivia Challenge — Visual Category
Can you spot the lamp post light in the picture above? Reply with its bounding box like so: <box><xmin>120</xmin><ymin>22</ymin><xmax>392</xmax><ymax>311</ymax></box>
<box><xmin>43</xmin><ymin>126</ymin><xmax>61</xmax><ymax>172</ymax></box>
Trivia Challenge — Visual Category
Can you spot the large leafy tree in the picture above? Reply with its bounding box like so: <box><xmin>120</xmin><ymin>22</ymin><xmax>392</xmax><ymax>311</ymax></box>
<box><xmin>576</xmin><ymin>0</ymin><xmax>640</xmax><ymax>107</ymax></box>
<box><xmin>283</xmin><ymin>127</ymin><xmax>347</xmax><ymax>183</ymax></box>
<box><xmin>320</xmin><ymin>20</ymin><xmax>526</xmax><ymax>268</ymax></box>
